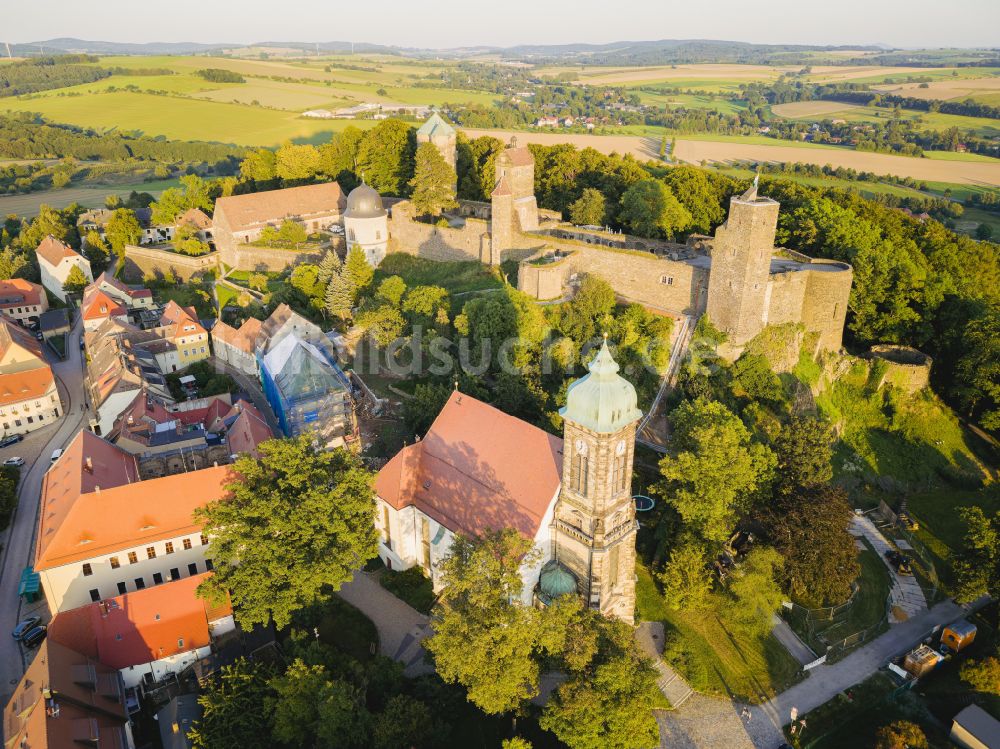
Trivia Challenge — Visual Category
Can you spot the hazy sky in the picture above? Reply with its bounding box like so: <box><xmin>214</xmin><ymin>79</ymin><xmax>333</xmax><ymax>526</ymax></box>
<box><xmin>6</xmin><ymin>0</ymin><xmax>1000</xmax><ymax>49</ymax></box>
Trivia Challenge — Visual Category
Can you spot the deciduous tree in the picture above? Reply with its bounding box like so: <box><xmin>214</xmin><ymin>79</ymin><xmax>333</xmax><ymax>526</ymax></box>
<box><xmin>62</xmin><ymin>264</ymin><xmax>88</xmax><ymax>294</ymax></box>
<box><xmin>617</xmin><ymin>179</ymin><xmax>691</xmax><ymax>240</ymax></box>
<box><xmin>657</xmin><ymin>538</ymin><xmax>713</xmax><ymax>611</ymax></box>
<box><xmin>269</xmin><ymin>659</ymin><xmax>370</xmax><ymax>748</ymax></box>
<box><xmin>196</xmin><ymin>437</ymin><xmax>378</xmax><ymax>629</ymax></box>
<box><xmin>568</xmin><ymin>188</ymin><xmax>607</xmax><ymax>226</ymax></box>
<box><xmin>376</xmin><ymin>275</ymin><xmax>407</xmax><ymax>307</ymax></box>
<box><xmin>104</xmin><ymin>208</ymin><xmax>142</xmax><ymax>259</ymax></box>
<box><xmin>723</xmin><ymin>546</ymin><xmax>785</xmax><ymax>637</ymax></box>
<box><xmin>356</xmin><ymin>119</ymin><xmax>416</xmax><ymax>196</ymax></box>
<box><xmin>874</xmin><ymin>720</ymin><xmax>928</xmax><ymax>749</ymax></box>
<box><xmin>189</xmin><ymin>658</ymin><xmax>275</xmax><ymax>749</ymax></box>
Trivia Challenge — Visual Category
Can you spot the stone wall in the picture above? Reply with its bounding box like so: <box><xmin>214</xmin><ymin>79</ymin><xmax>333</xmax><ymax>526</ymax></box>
<box><xmin>122</xmin><ymin>244</ymin><xmax>220</xmax><ymax>282</ymax></box>
<box><xmin>226</xmin><ymin>243</ymin><xmax>333</xmax><ymax>272</ymax></box>
<box><xmin>869</xmin><ymin>345</ymin><xmax>932</xmax><ymax>393</ymax></box>
<box><xmin>799</xmin><ymin>261</ymin><xmax>853</xmax><ymax>353</ymax></box>
<box><xmin>388</xmin><ymin>201</ymin><xmax>492</xmax><ymax>263</ymax></box>
<box><xmin>517</xmin><ymin>237</ymin><xmax>709</xmax><ymax>317</ymax></box>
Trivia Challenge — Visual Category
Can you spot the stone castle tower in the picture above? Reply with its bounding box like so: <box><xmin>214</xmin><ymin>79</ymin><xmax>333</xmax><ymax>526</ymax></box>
<box><xmin>544</xmin><ymin>340</ymin><xmax>642</xmax><ymax>622</ymax></box>
<box><xmin>705</xmin><ymin>183</ymin><xmax>781</xmax><ymax>355</ymax></box>
<box><xmin>488</xmin><ymin>138</ymin><xmax>540</xmax><ymax>264</ymax></box>
<box><xmin>416</xmin><ymin>113</ymin><xmax>457</xmax><ymax>171</ymax></box>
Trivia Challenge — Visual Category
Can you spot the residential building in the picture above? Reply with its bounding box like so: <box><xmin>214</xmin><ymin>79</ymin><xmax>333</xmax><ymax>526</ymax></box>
<box><xmin>93</xmin><ymin>272</ymin><xmax>155</xmax><ymax>310</ymax></box>
<box><xmin>0</xmin><ymin>278</ymin><xmax>48</xmax><ymax>325</ymax></box>
<box><xmin>81</xmin><ymin>286</ymin><xmax>129</xmax><ymax>332</ymax></box>
<box><xmin>3</xmin><ymin>639</ymin><xmax>133</xmax><ymax>749</ymax></box>
<box><xmin>85</xmin><ymin>318</ymin><xmax>171</xmax><ymax>436</ymax></box>
<box><xmin>35</xmin><ymin>429</ymin><xmax>230</xmax><ymax>612</ymax></box>
<box><xmin>35</xmin><ymin>235</ymin><xmax>93</xmax><ymax>303</ymax></box>
<box><xmin>155</xmin><ymin>301</ymin><xmax>210</xmax><ymax>371</ymax></box>
<box><xmin>210</xmin><ymin>316</ymin><xmax>262</xmax><ymax>376</ymax></box>
<box><xmin>47</xmin><ymin>573</ymin><xmax>235</xmax><ymax>689</ymax></box>
<box><xmin>0</xmin><ymin>317</ymin><xmax>62</xmax><ymax>436</ymax></box>
<box><xmin>212</xmin><ymin>182</ymin><xmax>345</xmax><ymax>261</ymax></box>
<box><xmin>374</xmin><ymin>340</ymin><xmax>641</xmax><ymax>620</ymax></box>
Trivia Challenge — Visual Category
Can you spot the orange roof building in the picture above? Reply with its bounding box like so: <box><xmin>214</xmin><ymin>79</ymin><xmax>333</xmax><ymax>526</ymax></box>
<box><xmin>48</xmin><ymin>573</ymin><xmax>234</xmax><ymax>689</ymax></box>
<box><xmin>0</xmin><ymin>277</ymin><xmax>48</xmax><ymax>325</ymax></box>
<box><xmin>36</xmin><ymin>429</ymin><xmax>232</xmax><ymax>613</ymax></box>
<box><xmin>3</xmin><ymin>639</ymin><xmax>131</xmax><ymax>749</ymax></box>
<box><xmin>0</xmin><ymin>316</ymin><xmax>62</xmax><ymax>436</ymax></box>
<box><xmin>374</xmin><ymin>391</ymin><xmax>563</xmax><ymax>600</ymax></box>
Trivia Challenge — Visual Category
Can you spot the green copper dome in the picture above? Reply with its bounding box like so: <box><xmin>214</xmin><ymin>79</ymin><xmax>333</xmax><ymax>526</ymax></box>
<box><xmin>539</xmin><ymin>560</ymin><xmax>578</xmax><ymax>603</ymax></box>
<box><xmin>560</xmin><ymin>340</ymin><xmax>643</xmax><ymax>433</ymax></box>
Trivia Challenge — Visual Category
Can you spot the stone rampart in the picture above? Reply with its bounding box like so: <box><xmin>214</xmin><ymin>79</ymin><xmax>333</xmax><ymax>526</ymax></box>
<box><xmin>122</xmin><ymin>244</ymin><xmax>220</xmax><ymax>282</ymax></box>
<box><xmin>868</xmin><ymin>345</ymin><xmax>932</xmax><ymax>393</ymax></box>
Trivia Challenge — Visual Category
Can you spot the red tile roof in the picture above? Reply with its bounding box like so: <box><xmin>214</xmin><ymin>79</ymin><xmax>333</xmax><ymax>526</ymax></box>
<box><xmin>225</xmin><ymin>402</ymin><xmax>273</xmax><ymax>458</ymax></box>
<box><xmin>502</xmin><ymin>146</ymin><xmax>535</xmax><ymax>167</ymax></box>
<box><xmin>96</xmin><ymin>271</ymin><xmax>153</xmax><ymax>301</ymax></box>
<box><xmin>36</xmin><ymin>430</ymin><xmax>232</xmax><ymax>571</ymax></box>
<box><xmin>0</xmin><ymin>278</ymin><xmax>44</xmax><ymax>308</ymax></box>
<box><xmin>35</xmin><ymin>235</ymin><xmax>82</xmax><ymax>267</ymax></box>
<box><xmin>374</xmin><ymin>391</ymin><xmax>563</xmax><ymax>539</ymax></box>
<box><xmin>214</xmin><ymin>182</ymin><xmax>345</xmax><ymax>234</ymax></box>
<box><xmin>48</xmin><ymin>573</ymin><xmax>232</xmax><ymax>670</ymax></box>
<box><xmin>0</xmin><ymin>365</ymin><xmax>55</xmax><ymax>407</ymax></box>
<box><xmin>212</xmin><ymin>316</ymin><xmax>262</xmax><ymax>356</ymax></box>
<box><xmin>0</xmin><ymin>315</ymin><xmax>45</xmax><ymax>360</ymax></box>
<box><xmin>177</xmin><ymin>207</ymin><xmax>212</xmax><ymax>230</ymax></box>
<box><xmin>81</xmin><ymin>288</ymin><xmax>127</xmax><ymax>322</ymax></box>
<box><xmin>491</xmin><ymin>176</ymin><xmax>512</xmax><ymax>198</ymax></box>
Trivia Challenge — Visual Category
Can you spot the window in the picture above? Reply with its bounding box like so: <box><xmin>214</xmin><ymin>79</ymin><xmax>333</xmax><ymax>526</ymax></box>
<box><xmin>570</xmin><ymin>452</ymin><xmax>588</xmax><ymax>496</ymax></box>
<box><xmin>134</xmin><ymin>578</ymin><xmax>146</xmax><ymax>590</ymax></box>
<box><xmin>177</xmin><ymin>638</ymin><xmax>185</xmax><ymax>649</ymax></box>
<box><xmin>420</xmin><ymin>517</ymin><xmax>431</xmax><ymax>571</ymax></box>
<box><xmin>607</xmin><ymin>545</ymin><xmax>620</xmax><ymax>589</ymax></box>
<box><xmin>127</xmin><ymin>551</ymin><xmax>138</xmax><ymax>564</ymax></box>
<box><xmin>381</xmin><ymin>505</ymin><xmax>392</xmax><ymax>550</ymax></box>
<box><xmin>200</xmin><ymin>533</ymin><xmax>209</xmax><ymax>546</ymax></box>
<box><xmin>26</xmin><ymin>417</ymin><xmax>33</xmax><ymax>424</ymax></box>
<box><xmin>146</xmin><ymin>546</ymin><xmax>156</xmax><ymax>560</ymax></box>
<box><xmin>117</xmin><ymin>582</ymin><xmax>127</xmax><ymax>595</ymax></box>
<box><xmin>89</xmin><ymin>588</ymin><xmax>100</xmax><ymax>602</ymax></box>
<box><xmin>188</xmin><ymin>563</ymin><xmax>198</xmax><ymax>576</ymax></box>
<box><xmin>82</xmin><ymin>563</ymin><xmax>93</xmax><ymax>577</ymax></box>
<box><xmin>183</xmin><ymin>538</ymin><xmax>192</xmax><ymax>550</ymax></box>
<box><xmin>109</xmin><ymin>556</ymin><xmax>120</xmax><ymax>569</ymax></box>
<box><xmin>170</xmin><ymin>568</ymin><xmax>180</xmax><ymax>581</ymax></box>
<box><xmin>205</xmin><ymin>558</ymin><xmax>214</xmax><ymax>571</ymax></box>
<box><xmin>659</xmin><ymin>275</ymin><xmax>673</xmax><ymax>285</ymax></box>
<box><xmin>611</xmin><ymin>456</ymin><xmax>627</xmax><ymax>494</ymax></box>
<box><xmin>165</xmin><ymin>542</ymin><xmax>174</xmax><ymax>555</ymax></box>
<box><xmin>153</xmin><ymin>573</ymin><xmax>163</xmax><ymax>585</ymax></box>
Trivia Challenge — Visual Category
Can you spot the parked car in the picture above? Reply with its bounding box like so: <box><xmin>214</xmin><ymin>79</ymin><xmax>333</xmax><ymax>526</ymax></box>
<box><xmin>11</xmin><ymin>616</ymin><xmax>41</xmax><ymax>641</ymax></box>
<box><xmin>3</xmin><ymin>457</ymin><xmax>24</xmax><ymax>467</ymax></box>
<box><xmin>21</xmin><ymin>625</ymin><xmax>46</xmax><ymax>648</ymax></box>
<box><xmin>50</xmin><ymin>448</ymin><xmax>63</xmax><ymax>464</ymax></box>
<box><xmin>0</xmin><ymin>434</ymin><xmax>23</xmax><ymax>448</ymax></box>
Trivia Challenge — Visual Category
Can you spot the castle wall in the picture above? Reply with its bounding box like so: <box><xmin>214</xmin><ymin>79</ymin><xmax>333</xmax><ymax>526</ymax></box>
<box><xmin>868</xmin><ymin>345</ymin><xmax>931</xmax><ymax>393</ymax></box>
<box><xmin>799</xmin><ymin>261</ymin><xmax>853</xmax><ymax>353</ymax></box>
<box><xmin>517</xmin><ymin>239</ymin><xmax>709</xmax><ymax>317</ymax></box>
<box><xmin>388</xmin><ymin>202</ymin><xmax>492</xmax><ymax>263</ymax></box>
<box><xmin>122</xmin><ymin>244</ymin><xmax>220</xmax><ymax>282</ymax></box>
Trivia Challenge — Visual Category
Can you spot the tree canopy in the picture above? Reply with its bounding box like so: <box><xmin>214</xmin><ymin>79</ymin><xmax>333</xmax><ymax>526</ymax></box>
<box><xmin>196</xmin><ymin>437</ymin><xmax>378</xmax><ymax>629</ymax></box>
<box><xmin>409</xmin><ymin>141</ymin><xmax>457</xmax><ymax>216</ymax></box>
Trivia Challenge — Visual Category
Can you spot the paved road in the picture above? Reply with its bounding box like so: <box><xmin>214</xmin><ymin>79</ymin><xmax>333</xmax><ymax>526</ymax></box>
<box><xmin>337</xmin><ymin>570</ymin><xmax>434</xmax><ymax>677</ymax></box>
<box><xmin>749</xmin><ymin>598</ymin><xmax>972</xmax><ymax>745</ymax></box>
<box><xmin>0</xmin><ymin>315</ymin><xmax>88</xmax><ymax>704</ymax></box>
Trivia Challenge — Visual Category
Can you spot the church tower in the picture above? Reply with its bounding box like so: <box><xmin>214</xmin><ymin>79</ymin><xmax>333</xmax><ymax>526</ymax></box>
<box><xmin>548</xmin><ymin>339</ymin><xmax>643</xmax><ymax>622</ymax></box>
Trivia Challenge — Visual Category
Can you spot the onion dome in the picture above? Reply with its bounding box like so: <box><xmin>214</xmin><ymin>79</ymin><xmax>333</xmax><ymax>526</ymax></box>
<box><xmin>345</xmin><ymin>183</ymin><xmax>386</xmax><ymax>219</ymax></box>
<box><xmin>560</xmin><ymin>339</ymin><xmax>642</xmax><ymax>433</ymax></box>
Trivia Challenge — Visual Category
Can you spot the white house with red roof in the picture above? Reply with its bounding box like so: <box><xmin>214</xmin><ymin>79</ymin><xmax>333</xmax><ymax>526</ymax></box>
<box><xmin>0</xmin><ymin>316</ymin><xmax>62</xmax><ymax>436</ymax></box>
<box><xmin>35</xmin><ymin>234</ymin><xmax>93</xmax><ymax>303</ymax></box>
<box><xmin>0</xmin><ymin>278</ymin><xmax>48</xmax><ymax>325</ymax></box>
<box><xmin>35</xmin><ymin>429</ymin><xmax>230</xmax><ymax>612</ymax></box>
<box><xmin>93</xmin><ymin>272</ymin><xmax>155</xmax><ymax>310</ymax></box>
<box><xmin>47</xmin><ymin>573</ymin><xmax>234</xmax><ymax>689</ymax></box>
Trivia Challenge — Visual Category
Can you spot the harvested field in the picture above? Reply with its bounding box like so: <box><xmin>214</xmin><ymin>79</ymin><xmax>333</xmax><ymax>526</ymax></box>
<box><xmin>0</xmin><ymin>180</ymin><xmax>179</xmax><ymax>218</ymax></box>
<box><xmin>771</xmin><ymin>101</ymin><xmax>856</xmax><ymax>118</ymax></box>
<box><xmin>462</xmin><ymin>128</ymin><xmax>1000</xmax><ymax>186</ymax></box>
<box><xmin>873</xmin><ymin>76</ymin><xmax>1000</xmax><ymax>101</ymax></box>
<box><xmin>807</xmin><ymin>65</ymin><xmax>952</xmax><ymax>82</ymax></box>
<box><xmin>574</xmin><ymin>63</ymin><xmax>789</xmax><ymax>85</ymax></box>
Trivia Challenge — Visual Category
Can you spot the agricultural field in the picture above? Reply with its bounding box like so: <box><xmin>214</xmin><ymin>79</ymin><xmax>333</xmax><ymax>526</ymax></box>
<box><xmin>770</xmin><ymin>101</ymin><xmax>1000</xmax><ymax>138</ymax></box>
<box><xmin>0</xmin><ymin>178</ymin><xmax>180</xmax><ymax>218</ymax></box>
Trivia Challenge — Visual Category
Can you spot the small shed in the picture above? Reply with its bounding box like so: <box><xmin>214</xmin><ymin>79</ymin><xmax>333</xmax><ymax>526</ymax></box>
<box><xmin>951</xmin><ymin>704</ymin><xmax>1000</xmax><ymax>749</ymax></box>
<box><xmin>37</xmin><ymin>308</ymin><xmax>70</xmax><ymax>340</ymax></box>
<box><xmin>903</xmin><ymin>644</ymin><xmax>943</xmax><ymax>678</ymax></box>
<box><xmin>18</xmin><ymin>566</ymin><xmax>40</xmax><ymax>604</ymax></box>
<box><xmin>943</xmin><ymin>619</ymin><xmax>978</xmax><ymax>653</ymax></box>
<box><xmin>157</xmin><ymin>694</ymin><xmax>203</xmax><ymax>749</ymax></box>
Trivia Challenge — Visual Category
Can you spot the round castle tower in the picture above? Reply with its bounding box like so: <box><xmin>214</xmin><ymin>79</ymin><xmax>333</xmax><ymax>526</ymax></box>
<box><xmin>343</xmin><ymin>183</ymin><xmax>388</xmax><ymax>267</ymax></box>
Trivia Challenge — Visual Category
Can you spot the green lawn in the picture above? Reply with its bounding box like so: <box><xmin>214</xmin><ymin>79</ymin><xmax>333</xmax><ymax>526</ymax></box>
<box><xmin>636</xmin><ymin>563</ymin><xmax>801</xmax><ymax>703</ymax></box>
<box><xmin>375</xmin><ymin>253</ymin><xmax>504</xmax><ymax>296</ymax></box>
<box><xmin>153</xmin><ymin>283</ymin><xmax>216</xmax><ymax>319</ymax></box>
<box><xmin>318</xmin><ymin>595</ymin><xmax>379</xmax><ymax>662</ymax></box>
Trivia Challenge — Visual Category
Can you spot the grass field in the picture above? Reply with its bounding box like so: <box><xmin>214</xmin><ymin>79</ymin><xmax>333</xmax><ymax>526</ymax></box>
<box><xmin>636</xmin><ymin>563</ymin><xmax>801</xmax><ymax>703</ymax></box>
<box><xmin>0</xmin><ymin>178</ymin><xmax>180</xmax><ymax>218</ymax></box>
<box><xmin>374</xmin><ymin>253</ymin><xmax>504</xmax><ymax>296</ymax></box>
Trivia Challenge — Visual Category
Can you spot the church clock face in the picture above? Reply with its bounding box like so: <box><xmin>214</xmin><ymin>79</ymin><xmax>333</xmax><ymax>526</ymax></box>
<box><xmin>575</xmin><ymin>438</ymin><xmax>588</xmax><ymax>455</ymax></box>
<box><xmin>616</xmin><ymin>440</ymin><xmax>626</xmax><ymax>456</ymax></box>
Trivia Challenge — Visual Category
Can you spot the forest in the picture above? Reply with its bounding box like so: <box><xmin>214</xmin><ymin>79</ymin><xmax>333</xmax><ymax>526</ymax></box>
<box><xmin>0</xmin><ymin>54</ymin><xmax>110</xmax><ymax>97</ymax></box>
